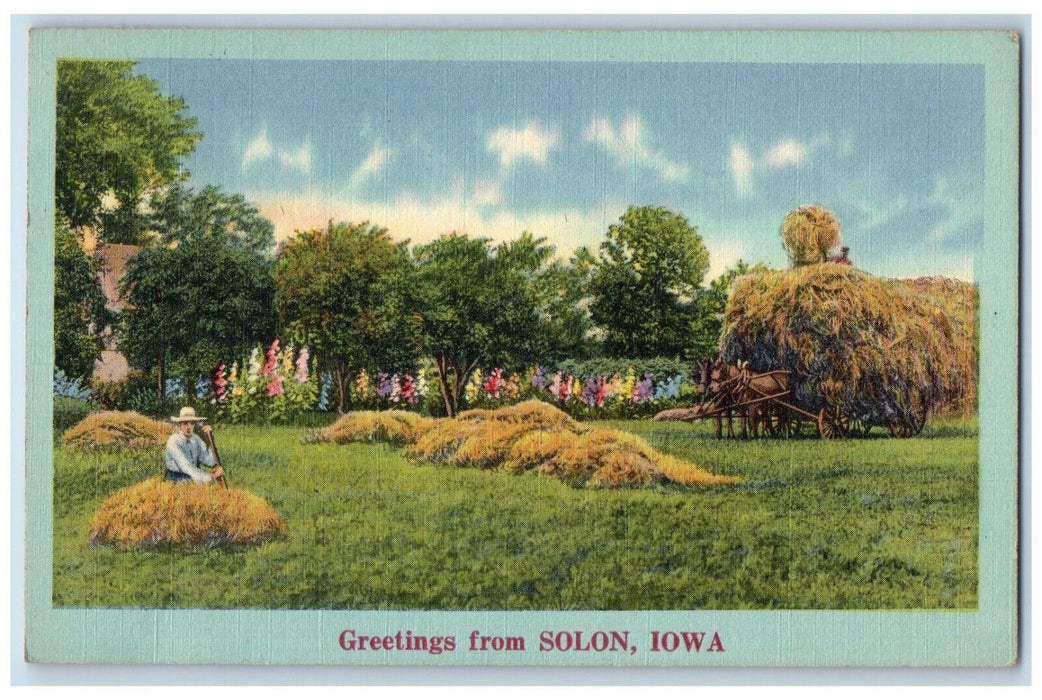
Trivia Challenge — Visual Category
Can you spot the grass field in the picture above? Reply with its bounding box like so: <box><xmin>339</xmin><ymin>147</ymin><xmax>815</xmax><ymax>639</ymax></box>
<box><xmin>52</xmin><ymin>415</ymin><xmax>978</xmax><ymax>610</ymax></box>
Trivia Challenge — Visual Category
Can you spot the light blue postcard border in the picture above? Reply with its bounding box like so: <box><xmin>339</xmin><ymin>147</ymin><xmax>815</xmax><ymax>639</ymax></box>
<box><xmin>22</xmin><ymin>27</ymin><xmax>1020</xmax><ymax>668</ymax></box>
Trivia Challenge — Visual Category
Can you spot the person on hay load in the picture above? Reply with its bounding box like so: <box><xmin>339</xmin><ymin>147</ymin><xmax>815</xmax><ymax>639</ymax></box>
<box><xmin>165</xmin><ymin>407</ymin><xmax>225</xmax><ymax>485</ymax></box>
<box><xmin>828</xmin><ymin>246</ymin><xmax>852</xmax><ymax>266</ymax></box>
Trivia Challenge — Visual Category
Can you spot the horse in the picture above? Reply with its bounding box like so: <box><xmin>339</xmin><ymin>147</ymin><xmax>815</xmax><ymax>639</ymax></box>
<box><xmin>697</xmin><ymin>356</ymin><xmax>741</xmax><ymax>438</ymax></box>
<box><xmin>704</xmin><ymin>357</ymin><xmax>793</xmax><ymax>438</ymax></box>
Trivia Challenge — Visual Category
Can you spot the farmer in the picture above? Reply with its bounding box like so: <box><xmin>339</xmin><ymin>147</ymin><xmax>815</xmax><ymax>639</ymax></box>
<box><xmin>828</xmin><ymin>246</ymin><xmax>852</xmax><ymax>266</ymax></box>
<box><xmin>165</xmin><ymin>406</ymin><xmax>225</xmax><ymax>485</ymax></box>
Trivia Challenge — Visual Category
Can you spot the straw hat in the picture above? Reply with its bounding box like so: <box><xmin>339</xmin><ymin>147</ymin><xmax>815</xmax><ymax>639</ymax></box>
<box><xmin>171</xmin><ymin>406</ymin><xmax>206</xmax><ymax>423</ymax></box>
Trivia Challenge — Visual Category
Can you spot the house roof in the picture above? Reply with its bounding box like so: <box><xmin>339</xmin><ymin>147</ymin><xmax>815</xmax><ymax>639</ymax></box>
<box><xmin>95</xmin><ymin>243</ymin><xmax>144</xmax><ymax>311</ymax></box>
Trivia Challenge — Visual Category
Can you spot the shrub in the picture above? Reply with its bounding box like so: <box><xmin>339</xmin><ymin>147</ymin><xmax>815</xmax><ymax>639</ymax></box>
<box><xmin>89</xmin><ymin>478</ymin><xmax>285</xmax><ymax>548</ymax></box>
<box><xmin>53</xmin><ymin>396</ymin><xmax>92</xmax><ymax>435</ymax></box>
<box><xmin>61</xmin><ymin>411</ymin><xmax>170</xmax><ymax>451</ymax></box>
<box><xmin>89</xmin><ymin>370</ymin><xmax>154</xmax><ymax>410</ymax></box>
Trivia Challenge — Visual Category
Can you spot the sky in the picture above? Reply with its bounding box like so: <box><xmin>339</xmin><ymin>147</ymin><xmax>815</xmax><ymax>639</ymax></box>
<box><xmin>136</xmin><ymin>58</ymin><xmax>985</xmax><ymax>281</ymax></box>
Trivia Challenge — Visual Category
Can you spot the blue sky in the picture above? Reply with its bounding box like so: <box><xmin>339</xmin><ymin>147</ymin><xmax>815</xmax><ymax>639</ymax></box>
<box><xmin>137</xmin><ymin>58</ymin><xmax>984</xmax><ymax>281</ymax></box>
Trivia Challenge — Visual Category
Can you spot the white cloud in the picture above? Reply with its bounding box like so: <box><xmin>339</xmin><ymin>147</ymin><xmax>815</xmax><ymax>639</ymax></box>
<box><xmin>279</xmin><ymin>138</ymin><xmax>313</xmax><ymax>175</ymax></box>
<box><xmin>728</xmin><ymin>135</ymin><xmax>828</xmax><ymax>196</ymax></box>
<box><xmin>241</xmin><ymin>127</ymin><xmax>273</xmax><ymax>171</ymax></box>
<box><xmin>242</xmin><ymin>126</ymin><xmax>312</xmax><ymax>175</ymax></box>
<box><xmin>486</xmin><ymin>122</ymin><xmax>560</xmax><ymax>169</ymax></box>
<box><xmin>584</xmin><ymin>114</ymin><xmax>690</xmax><ymax>183</ymax></box>
<box><xmin>762</xmin><ymin>138</ymin><xmax>808</xmax><ymax>168</ymax></box>
<box><xmin>347</xmin><ymin>141</ymin><xmax>393</xmax><ymax>192</ymax></box>
<box><xmin>729</xmin><ymin>142</ymin><xmax>755</xmax><ymax>198</ymax></box>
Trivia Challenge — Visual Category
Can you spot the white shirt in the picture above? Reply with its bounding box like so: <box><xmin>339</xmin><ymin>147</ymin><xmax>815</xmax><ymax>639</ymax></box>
<box><xmin>165</xmin><ymin>431</ymin><xmax>218</xmax><ymax>484</ymax></box>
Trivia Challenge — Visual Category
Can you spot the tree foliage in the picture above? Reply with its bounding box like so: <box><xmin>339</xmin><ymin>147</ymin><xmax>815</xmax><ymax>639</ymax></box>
<box><xmin>687</xmin><ymin>260</ymin><xmax>771</xmax><ymax>360</ymax></box>
<box><xmin>272</xmin><ymin>221</ymin><xmax>417</xmax><ymax>413</ymax></box>
<box><xmin>781</xmin><ymin>204</ymin><xmax>841</xmax><ymax>267</ymax></box>
<box><xmin>147</xmin><ymin>184</ymin><xmax>276</xmax><ymax>255</ymax></box>
<box><xmin>118</xmin><ymin>236</ymin><xmax>277</xmax><ymax>398</ymax></box>
<box><xmin>496</xmin><ymin>233</ymin><xmax>598</xmax><ymax>363</ymax></box>
<box><xmin>54</xmin><ymin>220</ymin><xmax>106</xmax><ymax>379</ymax></box>
<box><xmin>413</xmin><ymin>233</ymin><xmax>544</xmax><ymax>416</ymax></box>
<box><xmin>55</xmin><ymin>60</ymin><xmax>201</xmax><ymax>242</ymax></box>
<box><xmin>589</xmin><ymin>206</ymin><xmax>709</xmax><ymax>358</ymax></box>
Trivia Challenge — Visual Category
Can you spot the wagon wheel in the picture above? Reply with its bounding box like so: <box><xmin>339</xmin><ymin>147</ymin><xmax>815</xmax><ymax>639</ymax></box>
<box><xmin>888</xmin><ymin>408</ymin><xmax>927</xmax><ymax>438</ymax></box>
<box><xmin>818</xmin><ymin>406</ymin><xmax>851</xmax><ymax>439</ymax></box>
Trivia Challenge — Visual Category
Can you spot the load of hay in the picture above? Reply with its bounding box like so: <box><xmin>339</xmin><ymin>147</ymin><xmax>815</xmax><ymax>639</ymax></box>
<box><xmin>313</xmin><ymin>401</ymin><xmax>737</xmax><ymax>489</ymax></box>
<box><xmin>720</xmin><ymin>263</ymin><xmax>978</xmax><ymax>428</ymax></box>
<box><xmin>89</xmin><ymin>478</ymin><xmax>285</xmax><ymax>548</ymax></box>
<box><xmin>61</xmin><ymin>411</ymin><xmax>170</xmax><ymax>451</ymax></box>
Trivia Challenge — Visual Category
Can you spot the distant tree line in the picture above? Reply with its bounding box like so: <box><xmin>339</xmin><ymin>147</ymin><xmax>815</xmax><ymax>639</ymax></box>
<box><xmin>53</xmin><ymin>60</ymin><xmax>758</xmax><ymax>417</ymax></box>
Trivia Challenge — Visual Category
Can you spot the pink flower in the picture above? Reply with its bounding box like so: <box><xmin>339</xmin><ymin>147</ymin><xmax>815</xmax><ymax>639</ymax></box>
<box><xmin>263</xmin><ymin>339</ymin><xmax>281</xmax><ymax>377</ymax></box>
<box><xmin>213</xmin><ymin>362</ymin><xmax>228</xmax><ymax>402</ymax></box>
<box><xmin>549</xmin><ymin>372</ymin><xmax>564</xmax><ymax>401</ymax></box>
<box><xmin>266</xmin><ymin>374</ymin><xmax>284</xmax><ymax>397</ymax></box>
<box><xmin>295</xmin><ymin>346</ymin><xmax>310</xmax><ymax>383</ymax></box>
<box><xmin>560</xmin><ymin>375</ymin><xmax>572</xmax><ymax>402</ymax></box>
<box><xmin>401</xmin><ymin>374</ymin><xmax>417</xmax><ymax>404</ymax></box>
<box><xmin>482</xmin><ymin>367</ymin><xmax>503</xmax><ymax>399</ymax></box>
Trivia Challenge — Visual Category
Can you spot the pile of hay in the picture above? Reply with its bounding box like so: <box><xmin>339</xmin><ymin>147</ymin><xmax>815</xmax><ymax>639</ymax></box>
<box><xmin>61</xmin><ymin>411</ymin><xmax>170</xmax><ymax>450</ymax></box>
<box><xmin>316</xmin><ymin>401</ymin><xmax>735</xmax><ymax>489</ymax></box>
<box><xmin>311</xmin><ymin>410</ymin><xmax>440</xmax><ymax>446</ymax></box>
<box><xmin>896</xmin><ymin>276</ymin><xmax>979</xmax><ymax>415</ymax></box>
<box><xmin>89</xmin><ymin>478</ymin><xmax>285</xmax><ymax>548</ymax></box>
<box><xmin>781</xmin><ymin>204</ymin><xmax>842</xmax><ymax>267</ymax></box>
<box><xmin>720</xmin><ymin>264</ymin><xmax>978</xmax><ymax>426</ymax></box>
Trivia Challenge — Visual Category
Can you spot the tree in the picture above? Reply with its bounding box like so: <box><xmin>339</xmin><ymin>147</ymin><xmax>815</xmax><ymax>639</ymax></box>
<box><xmin>496</xmin><ymin>233</ymin><xmax>598</xmax><ymax>363</ymax></box>
<box><xmin>119</xmin><ymin>236</ymin><xmax>277</xmax><ymax>400</ymax></box>
<box><xmin>56</xmin><ymin>60</ymin><xmax>201</xmax><ymax>242</ymax></box>
<box><xmin>147</xmin><ymin>184</ymin><xmax>276</xmax><ymax>255</ymax></box>
<box><xmin>780</xmin><ymin>204</ymin><xmax>841</xmax><ymax>267</ymax></box>
<box><xmin>54</xmin><ymin>220</ymin><xmax>106</xmax><ymax>378</ymax></box>
<box><xmin>272</xmin><ymin>221</ymin><xmax>417</xmax><ymax>414</ymax></box>
<box><xmin>688</xmin><ymin>260</ymin><xmax>770</xmax><ymax>361</ymax></box>
<box><xmin>588</xmin><ymin>206</ymin><xmax>709</xmax><ymax>358</ymax></box>
<box><xmin>413</xmin><ymin>233</ymin><xmax>543</xmax><ymax>417</ymax></box>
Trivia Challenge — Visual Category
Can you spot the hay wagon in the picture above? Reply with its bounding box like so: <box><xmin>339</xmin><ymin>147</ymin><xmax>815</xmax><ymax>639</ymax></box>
<box><xmin>679</xmin><ymin>367</ymin><xmax>927</xmax><ymax>439</ymax></box>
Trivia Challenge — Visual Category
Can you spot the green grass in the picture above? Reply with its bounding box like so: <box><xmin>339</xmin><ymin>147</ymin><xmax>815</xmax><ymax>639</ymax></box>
<box><xmin>52</xmin><ymin>415</ymin><xmax>978</xmax><ymax>610</ymax></box>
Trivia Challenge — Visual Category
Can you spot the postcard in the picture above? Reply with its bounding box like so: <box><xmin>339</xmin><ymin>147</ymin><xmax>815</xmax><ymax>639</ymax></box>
<box><xmin>23</xmin><ymin>27</ymin><xmax>1020</xmax><ymax>667</ymax></box>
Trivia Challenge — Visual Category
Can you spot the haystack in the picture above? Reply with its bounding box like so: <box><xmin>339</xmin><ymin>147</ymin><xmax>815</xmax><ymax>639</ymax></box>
<box><xmin>403</xmin><ymin>401</ymin><xmax>736</xmax><ymax>489</ymax></box>
<box><xmin>781</xmin><ymin>204</ymin><xmax>841</xmax><ymax>267</ymax></box>
<box><xmin>61</xmin><ymin>411</ymin><xmax>170</xmax><ymax>451</ymax></box>
<box><xmin>720</xmin><ymin>264</ymin><xmax>977</xmax><ymax>427</ymax></box>
<box><xmin>313</xmin><ymin>410</ymin><xmax>439</xmax><ymax>446</ymax></box>
<box><xmin>89</xmin><ymin>478</ymin><xmax>285</xmax><ymax>548</ymax></box>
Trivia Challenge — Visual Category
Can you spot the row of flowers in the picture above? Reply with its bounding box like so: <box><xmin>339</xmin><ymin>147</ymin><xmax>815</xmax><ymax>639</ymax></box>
<box><xmin>56</xmin><ymin>345</ymin><xmax>691</xmax><ymax>421</ymax></box>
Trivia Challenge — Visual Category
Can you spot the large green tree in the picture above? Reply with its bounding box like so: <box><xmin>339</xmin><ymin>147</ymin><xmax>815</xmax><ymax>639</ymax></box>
<box><xmin>147</xmin><ymin>184</ymin><xmax>276</xmax><ymax>255</ymax></box>
<box><xmin>413</xmin><ymin>233</ymin><xmax>544</xmax><ymax>417</ymax></box>
<box><xmin>589</xmin><ymin>206</ymin><xmax>709</xmax><ymax>358</ymax></box>
<box><xmin>496</xmin><ymin>233</ymin><xmax>598</xmax><ymax>363</ymax></box>
<box><xmin>55</xmin><ymin>60</ymin><xmax>201</xmax><ymax>242</ymax></box>
<box><xmin>54</xmin><ymin>220</ymin><xmax>106</xmax><ymax>379</ymax></box>
<box><xmin>273</xmin><ymin>221</ymin><xmax>417</xmax><ymax>414</ymax></box>
<box><xmin>119</xmin><ymin>237</ymin><xmax>277</xmax><ymax>399</ymax></box>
